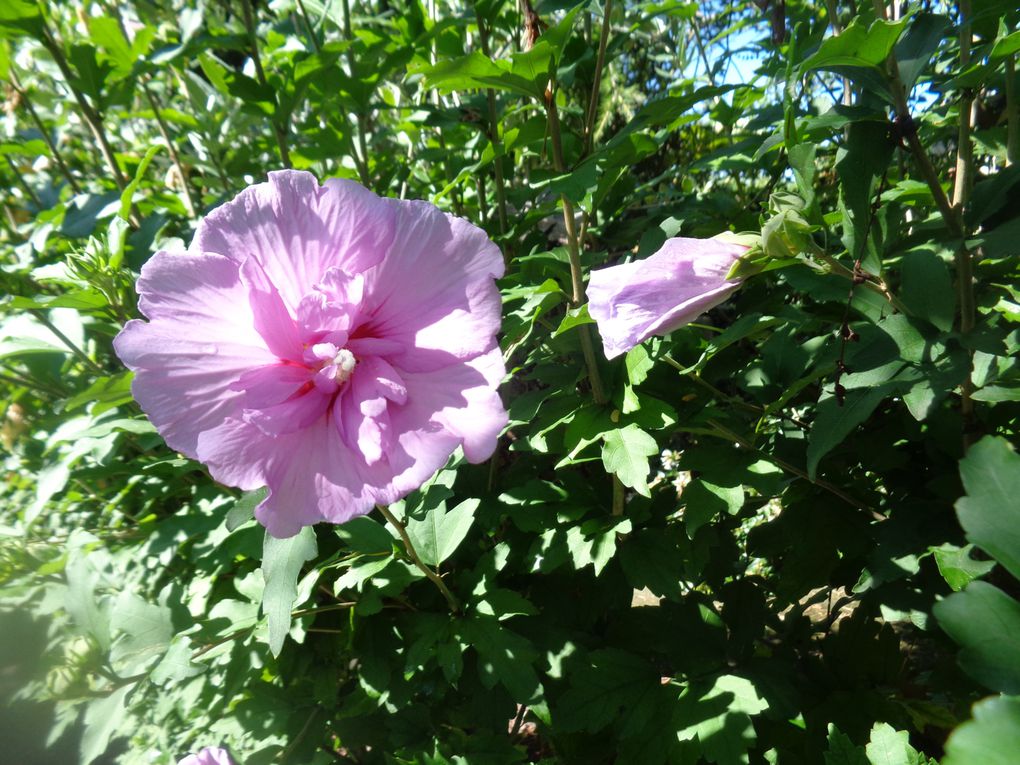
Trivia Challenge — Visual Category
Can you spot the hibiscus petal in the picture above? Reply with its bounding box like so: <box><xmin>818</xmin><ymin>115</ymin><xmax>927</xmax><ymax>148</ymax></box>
<box><xmin>192</xmin><ymin>170</ymin><xmax>397</xmax><ymax>310</ymax></box>
<box><xmin>587</xmin><ymin>236</ymin><xmax>746</xmax><ymax>360</ymax></box>
<box><xmin>113</xmin><ymin>251</ymin><xmax>275</xmax><ymax>458</ymax></box>
<box><xmin>391</xmin><ymin>346</ymin><xmax>508</xmax><ymax>465</ymax></box>
<box><xmin>177</xmin><ymin>746</ymin><xmax>236</xmax><ymax>765</ymax></box>
<box><xmin>239</xmin><ymin>256</ymin><xmax>303</xmax><ymax>361</ymax></box>
<box><xmin>359</xmin><ymin>201</ymin><xmax>504</xmax><ymax>373</ymax></box>
<box><xmin>230</xmin><ymin>363</ymin><xmax>311</xmax><ymax>408</ymax></box>
<box><xmin>338</xmin><ymin>357</ymin><xmax>404</xmax><ymax>465</ymax></box>
<box><xmin>242</xmin><ymin>386</ymin><xmax>330</xmax><ymax>436</ymax></box>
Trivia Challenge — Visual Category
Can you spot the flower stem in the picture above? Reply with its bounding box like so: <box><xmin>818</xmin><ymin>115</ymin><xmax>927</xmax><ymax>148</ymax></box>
<box><xmin>475</xmin><ymin>10</ymin><xmax>509</xmax><ymax>241</ymax></box>
<box><xmin>1007</xmin><ymin>53</ymin><xmax>1018</xmax><ymax>166</ymax></box>
<box><xmin>341</xmin><ymin>0</ymin><xmax>372</xmax><ymax>186</ymax></box>
<box><xmin>582</xmin><ymin>0</ymin><xmax>613</xmax><ymax>156</ymax></box>
<box><xmin>240</xmin><ymin>0</ymin><xmax>292</xmax><ymax>168</ymax></box>
<box><xmin>8</xmin><ymin>69</ymin><xmax>81</xmax><ymax>194</ymax></box>
<box><xmin>377</xmin><ymin>504</ymin><xmax>460</xmax><ymax>613</ymax></box>
<box><xmin>30</xmin><ymin>309</ymin><xmax>104</xmax><ymax>375</ymax></box>
<box><xmin>37</xmin><ymin>19</ymin><xmax>127</xmax><ymax>192</ymax></box>
<box><xmin>142</xmin><ymin>81</ymin><xmax>198</xmax><ymax>218</ymax></box>
<box><xmin>704</xmin><ymin>419</ymin><xmax>881</xmax><ymax>520</ymax></box>
<box><xmin>545</xmin><ymin>92</ymin><xmax>607</xmax><ymax>406</ymax></box>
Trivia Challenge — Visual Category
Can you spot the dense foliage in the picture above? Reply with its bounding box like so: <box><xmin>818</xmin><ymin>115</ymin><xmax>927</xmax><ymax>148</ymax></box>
<box><xmin>1</xmin><ymin>0</ymin><xmax>1019</xmax><ymax>763</ymax></box>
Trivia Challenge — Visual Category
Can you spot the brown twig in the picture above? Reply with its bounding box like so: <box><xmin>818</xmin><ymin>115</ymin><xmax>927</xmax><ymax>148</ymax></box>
<box><xmin>377</xmin><ymin>504</ymin><xmax>460</xmax><ymax>613</ymax></box>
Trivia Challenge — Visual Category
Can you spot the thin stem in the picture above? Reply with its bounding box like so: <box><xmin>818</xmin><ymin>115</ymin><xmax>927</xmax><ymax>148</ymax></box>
<box><xmin>295</xmin><ymin>0</ymin><xmax>322</xmax><ymax>54</ymax></box>
<box><xmin>5</xmin><ymin>156</ymin><xmax>42</xmax><ymax>208</ymax></box>
<box><xmin>341</xmin><ymin>0</ymin><xmax>371</xmax><ymax>185</ymax></box>
<box><xmin>37</xmin><ymin>19</ymin><xmax>126</xmax><ymax>191</ymax></box>
<box><xmin>661</xmin><ymin>355</ymin><xmax>763</xmax><ymax>415</ymax></box>
<box><xmin>175</xmin><ymin>70</ymin><xmax>234</xmax><ymax>195</ymax></box>
<box><xmin>280</xmin><ymin>707</ymin><xmax>321</xmax><ymax>761</ymax></box>
<box><xmin>952</xmin><ymin>0</ymin><xmax>975</xmax><ymax>210</ymax></box>
<box><xmin>142</xmin><ymin>82</ymin><xmax>198</xmax><ymax>218</ymax></box>
<box><xmin>193</xmin><ymin>626</ymin><xmax>255</xmax><ymax>657</ymax></box>
<box><xmin>823</xmin><ymin>0</ymin><xmax>852</xmax><ymax>110</ymax></box>
<box><xmin>475</xmin><ymin>10</ymin><xmax>509</xmax><ymax>240</ymax></box>
<box><xmin>878</xmin><ymin>0</ymin><xmax>977</xmax><ymax>444</ymax></box>
<box><xmin>476</xmin><ymin>171</ymin><xmax>490</xmax><ymax>222</ymax></box>
<box><xmin>690</xmin><ymin>12</ymin><xmax>717</xmax><ymax>89</ymax></box>
<box><xmin>1007</xmin><ymin>54</ymin><xmax>1018</xmax><ymax>166</ymax></box>
<box><xmin>240</xmin><ymin>0</ymin><xmax>292</xmax><ymax>168</ymax></box>
<box><xmin>704</xmin><ymin>419</ymin><xmax>881</xmax><ymax>520</ymax></box>
<box><xmin>290</xmin><ymin>602</ymin><xmax>356</xmax><ymax>618</ymax></box>
<box><xmin>872</xmin><ymin>0</ymin><xmax>963</xmax><ymax>236</ymax></box>
<box><xmin>30</xmin><ymin>309</ymin><xmax>104</xmax><ymax>375</ymax></box>
<box><xmin>376</xmin><ymin>504</ymin><xmax>460</xmax><ymax>613</ymax></box>
<box><xmin>0</xmin><ymin>369</ymin><xmax>65</xmax><ymax>398</ymax></box>
<box><xmin>583</xmin><ymin>0</ymin><xmax>613</xmax><ymax>155</ymax></box>
<box><xmin>8</xmin><ymin>70</ymin><xmax>81</xmax><ymax>193</ymax></box>
<box><xmin>950</xmin><ymin>0</ymin><xmax>976</xmax><ymax>440</ymax></box>
<box><xmin>813</xmin><ymin>252</ymin><xmax>911</xmax><ymax>314</ymax></box>
<box><xmin>546</xmin><ymin>90</ymin><xmax>619</xmax><ymax>513</ymax></box>
<box><xmin>545</xmin><ymin>93</ymin><xmax>607</xmax><ymax>405</ymax></box>
<box><xmin>611</xmin><ymin>477</ymin><xmax>625</xmax><ymax>517</ymax></box>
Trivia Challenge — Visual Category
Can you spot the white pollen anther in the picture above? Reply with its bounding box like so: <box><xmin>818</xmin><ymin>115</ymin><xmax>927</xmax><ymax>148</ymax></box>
<box><xmin>330</xmin><ymin>348</ymin><xmax>357</xmax><ymax>382</ymax></box>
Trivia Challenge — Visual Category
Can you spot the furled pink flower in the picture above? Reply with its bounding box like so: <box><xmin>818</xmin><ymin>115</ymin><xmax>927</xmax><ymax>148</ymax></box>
<box><xmin>177</xmin><ymin>747</ymin><xmax>236</xmax><ymax>765</ymax></box>
<box><xmin>115</xmin><ymin>171</ymin><xmax>507</xmax><ymax>537</ymax></box>
<box><xmin>586</xmin><ymin>236</ymin><xmax>747</xmax><ymax>360</ymax></box>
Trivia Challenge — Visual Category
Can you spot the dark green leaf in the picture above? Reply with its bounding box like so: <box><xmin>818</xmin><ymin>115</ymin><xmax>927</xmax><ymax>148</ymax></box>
<box><xmin>943</xmin><ymin>695</ymin><xmax>1020</xmax><ymax>765</ymax></box>
<box><xmin>801</xmin><ymin>18</ymin><xmax>907</xmax><ymax>71</ymax></box>
<box><xmin>934</xmin><ymin>581</ymin><xmax>1020</xmax><ymax>694</ymax></box>
<box><xmin>955</xmin><ymin>436</ymin><xmax>1020</xmax><ymax>581</ymax></box>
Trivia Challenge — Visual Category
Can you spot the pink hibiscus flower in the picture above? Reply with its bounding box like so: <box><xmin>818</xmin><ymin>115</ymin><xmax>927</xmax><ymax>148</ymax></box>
<box><xmin>115</xmin><ymin>171</ymin><xmax>507</xmax><ymax>537</ymax></box>
<box><xmin>586</xmin><ymin>236</ymin><xmax>747</xmax><ymax>360</ymax></box>
<box><xmin>177</xmin><ymin>747</ymin><xmax>236</xmax><ymax>765</ymax></box>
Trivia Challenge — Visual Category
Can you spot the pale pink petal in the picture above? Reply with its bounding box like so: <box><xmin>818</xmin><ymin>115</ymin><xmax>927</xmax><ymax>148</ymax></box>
<box><xmin>338</xmin><ymin>357</ymin><xmax>408</xmax><ymax>466</ymax></box>
<box><xmin>238</xmin><ymin>256</ymin><xmax>302</xmax><ymax>361</ymax></box>
<box><xmin>242</xmin><ymin>388</ymin><xmax>330</xmax><ymax>436</ymax></box>
<box><xmin>295</xmin><ymin>268</ymin><xmax>363</xmax><ymax>338</ymax></box>
<box><xmin>113</xmin><ymin>252</ymin><xmax>274</xmax><ymax>457</ymax></box>
<box><xmin>177</xmin><ymin>746</ymin><xmax>236</xmax><ymax>765</ymax></box>
<box><xmin>260</xmin><ymin>419</ymin><xmax>377</xmax><ymax>535</ymax></box>
<box><xmin>359</xmin><ymin>201</ymin><xmax>504</xmax><ymax>373</ymax></box>
<box><xmin>390</xmin><ymin>347</ymin><xmax>508</xmax><ymax>466</ymax></box>
<box><xmin>192</xmin><ymin>171</ymin><xmax>397</xmax><ymax>309</ymax></box>
<box><xmin>587</xmin><ymin>237</ymin><xmax>746</xmax><ymax>360</ymax></box>
<box><xmin>230</xmin><ymin>363</ymin><xmax>310</xmax><ymax>409</ymax></box>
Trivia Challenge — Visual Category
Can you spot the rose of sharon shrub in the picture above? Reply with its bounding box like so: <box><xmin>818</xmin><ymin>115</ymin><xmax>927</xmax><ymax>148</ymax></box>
<box><xmin>586</xmin><ymin>236</ymin><xmax>747</xmax><ymax>359</ymax></box>
<box><xmin>177</xmin><ymin>747</ymin><xmax>235</xmax><ymax>765</ymax></box>
<box><xmin>115</xmin><ymin>171</ymin><xmax>507</xmax><ymax>537</ymax></box>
